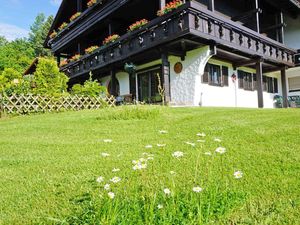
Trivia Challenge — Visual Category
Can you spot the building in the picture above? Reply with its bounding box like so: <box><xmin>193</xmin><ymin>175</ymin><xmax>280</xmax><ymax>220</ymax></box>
<box><xmin>44</xmin><ymin>0</ymin><xmax>300</xmax><ymax>108</ymax></box>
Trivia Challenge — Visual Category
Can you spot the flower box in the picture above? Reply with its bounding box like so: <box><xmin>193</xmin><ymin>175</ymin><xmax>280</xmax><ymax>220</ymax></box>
<box><xmin>58</xmin><ymin>22</ymin><xmax>68</xmax><ymax>31</ymax></box>
<box><xmin>157</xmin><ymin>0</ymin><xmax>183</xmax><ymax>16</ymax></box>
<box><xmin>50</xmin><ymin>31</ymin><xmax>57</xmax><ymax>39</ymax></box>
<box><xmin>85</xmin><ymin>45</ymin><xmax>99</xmax><ymax>54</ymax></box>
<box><xmin>70</xmin><ymin>54</ymin><xmax>81</xmax><ymax>62</ymax></box>
<box><xmin>87</xmin><ymin>0</ymin><xmax>97</xmax><ymax>7</ymax></box>
<box><xmin>103</xmin><ymin>34</ymin><xmax>120</xmax><ymax>45</ymax></box>
<box><xmin>128</xmin><ymin>19</ymin><xmax>149</xmax><ymax>32</ymax></box>
<box><xmin>59</xmin><ymin>60</ymin><xmax>68</xmax><ymax>67</ymax></box>
<box><xmin>70</xmin><ymin>12</ymin><xmax>81</xmax><ymax>22</ymax></box>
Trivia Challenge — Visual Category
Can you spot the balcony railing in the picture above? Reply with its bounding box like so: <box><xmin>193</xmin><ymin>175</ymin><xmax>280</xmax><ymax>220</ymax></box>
<box><xmin>61</xmin><ymin>1</ymin><xmax>296</xmax><ymax>79</ymax></box>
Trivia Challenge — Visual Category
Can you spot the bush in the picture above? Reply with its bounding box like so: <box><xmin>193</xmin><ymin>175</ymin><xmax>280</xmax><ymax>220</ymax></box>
<box><xmin>0</xmin><ymin>68</ymin><xmax>24</xmax><ymax>95</ymax></box>
<box><xmin>33</xmin><ymin>57</ymin><xmax>69</xmax><ymax>96</ymax></box>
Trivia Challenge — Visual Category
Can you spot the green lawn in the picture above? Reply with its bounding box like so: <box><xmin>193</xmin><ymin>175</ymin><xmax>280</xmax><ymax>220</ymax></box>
<box><xmin>0</xmin><ymin>106</ymin><xmax>300</xmax><ymax>224</ymax></box>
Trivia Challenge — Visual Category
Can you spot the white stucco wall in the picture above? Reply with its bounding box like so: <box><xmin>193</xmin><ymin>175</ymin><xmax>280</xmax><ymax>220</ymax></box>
<box><xmin>285</xmin><ymin>16</ymin><xmax>300</xmax><ymax>49</ymax></box>
<box><xmin>99</xmin><ymin>72</ymin><xmax>130</xmax><ymax>96</ymax></box>
<box><xmin>169</xmin><ymin>48</ymin><xmax>280</xmax><ymax>108</ymax></box>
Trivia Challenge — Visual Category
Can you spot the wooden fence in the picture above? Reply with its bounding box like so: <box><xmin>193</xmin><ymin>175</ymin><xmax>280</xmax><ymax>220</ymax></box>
<box><xmin>0</xmin><ymin>94</ymin><xmax>115</xmax><ymax>115</ymax></box>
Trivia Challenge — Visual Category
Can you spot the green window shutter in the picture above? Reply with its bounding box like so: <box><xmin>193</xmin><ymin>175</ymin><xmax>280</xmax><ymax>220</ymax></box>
<box><xmin>202</xmin><ymin>64</ymin><xmax>209</xmax><ymax>83</ymax></box>
<box><xmin>238</xmin><ymin>70</ymin><xmax>244</xmax><ymax>89</ymax></box>
<box><xmin>222</xmin><ymin>66</ymin><xmax>229</xmax><ymax>86</ymax></box>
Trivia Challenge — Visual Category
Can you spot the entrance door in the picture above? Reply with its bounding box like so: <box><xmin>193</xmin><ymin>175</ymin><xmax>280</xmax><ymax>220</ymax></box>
<box><xmin>137</xmin><ymin>67</ymin><xmax>162</xmax><ymax>103</ymax></box>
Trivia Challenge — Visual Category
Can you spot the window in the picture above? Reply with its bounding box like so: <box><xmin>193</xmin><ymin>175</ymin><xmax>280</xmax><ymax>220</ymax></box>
<box><xmin>202</xmin><ymin>63</ymin><xmax>229</xmax><ymax>87</ymax></box>
<box><xmin>288</xmin><ymin>77</ymin><xmax>300</xmax><ymax>92</ymax></box>
<box><xmin>238</xmin><ymin>70</ymin><xmax>278</xmax><ymax>93</ymax></box>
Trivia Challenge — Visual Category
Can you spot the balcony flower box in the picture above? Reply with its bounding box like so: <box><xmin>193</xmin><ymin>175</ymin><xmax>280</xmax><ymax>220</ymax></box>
<box><xmin>157</xmin><ymin>0</ymin><xmax>183</xmax><ymax>16</ymax></box>
<box><xmin>87</xmin><ymin>0</ymin><xmax>97</xmax><ymax>8</ymax></box>
<box><xmin>58</xmin><ymin>22</ymin><xmax>68</xmax><ymax>31</ymax></box>
<box><xmin>60</xmin><ymin>60</ymin><xmax>68</xmax><ymax>67</ymax></box>
<box><xmin>50</xmin><ymin>31</ymin><xmax>57</xmax><ymax>39</ymax></box>
<box><xmin>70</xmin><ymin>12</ymin><xmax>81</xmax><ymax>22</ymax></box>
<box><xmin>70</xmin><ymin>54</ymin><xmax>81</xmax><ymax>62</ymax></box>
<box><xmin>128</xmin><ymin>19</ymin><xmax>149</xmax><ymax>32</ymax></box>
<box><xmin>85</xmin><ymin>45</ymin><xmax>99</xmax><ymax>54</ymax></box>
<box><xmin>103</xmin><ymin>34</ymin><xmax>120</xmax><ymax>45</ymax></box>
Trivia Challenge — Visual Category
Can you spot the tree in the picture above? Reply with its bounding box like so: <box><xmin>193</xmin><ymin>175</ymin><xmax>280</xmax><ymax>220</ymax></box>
<box><xmin>0</xmin><ymin>36</ymin><xmax>8</xmax><ymax>47</ymax></box>
<box><xmin>33</xmin><ymin>57</ymin><xmax>69</xmax><ymax>96</ymax></box>
<box><xmin>0</xmin><ymin>68</ymin><xmax>23</xmax><ymax>95</ymax></box>
<box><xmin>29</xmin><ymin>13</ymin><xmax>54</xmax><ymax>57</ymax></box>
<box><xmin>0</xmin><ymin>38</ymin><xmax>34</xmax><ymax>73</ymax></box>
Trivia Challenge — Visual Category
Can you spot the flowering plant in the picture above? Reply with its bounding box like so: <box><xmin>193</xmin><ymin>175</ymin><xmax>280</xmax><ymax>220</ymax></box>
<box><xmin>70</xmin><ymin>54</ymin><xmax>81</xmax><ymax>62</ymax></box>
<box><xmin>157</xmin><ymin>0</ymin><xmax>183</xmax><ymax>16</ymax></box>
<box><xmin>85</xmin><ymin>45</ymin><xmax>99</xmax><ymax>54</ymax></box>
<box><xmin>59</xmin><ymin>60</ymin><xmax>68</xmax><ymax>67</ymax></box>
<box><xmin>49</xmin><ymin>31</ymin><xmax>57</xmax><ymax>39</ymax></box>
<box><xmin>70</xmin><ymin>12</ymin><xmax>81</xmax><ymax>22</ymax></box>
<box><xmin>103</xmin><ymin>34</ymin><xmax>120</xmax><ymax>45</ymax></box>
<box><xmin>58</xmin><ymin>22</ymin><xmax>68</xmax><ymax>31</ymax></box>
<box><xmin>128</xmin><ymin>19</ymin><xmax>148</xmax><ymax>32</ymax></box>
<box><xmin>87</xmin><ymin>0</ymin><xmax>97</xmax><ymax>7</ymax></box>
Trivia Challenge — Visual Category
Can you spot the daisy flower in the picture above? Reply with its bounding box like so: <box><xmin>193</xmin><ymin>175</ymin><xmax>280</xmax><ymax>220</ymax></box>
<box><xmin>101</xmin><ymin>153</ymin><xmax>110</xmax><ymax>157</ymax></box>
<box><xmin>215</xmin><ymin>147</ymin><xmax>226</xmax><ymax>154</ymax></box>
<box><xmin>197</xmin><ymin>140</ymin><xmax>206</xmax><ymax>143</ymax></box>
<box><xmin>170</xmin><ymin>171</ymin><xmax>176</xmax><ymax>175</ymax></box>
<box><xmin>108</xmin><ymin>192</ymin><xmax>115</xmax><ymax>199</ymax></box>
<box><xmin>185</xmin><ymin>142</ymin><xmax>196</xmax><ymax>147</ymax></box>
<box><xmin>159</xmin><ymin>130</ymin><xmax>168</xmax><ymax>134</ymax></box>
<box><xmin>103</xmin><ymin>139</ymin><xmax>112</xmax><ymax>143</ymax></box>
<box><xmin>104</xmin><ymin>184</ymin><xmax>110</xmax><ymax>191</ymax></box>
<box><xmin>197</xmin><ymin>133</ymin><xmax>206</xmax><ymax>137</ymax></box>
<box><xmin>112</xmin><ymin>168</ymin><xmax>120</xmax><ymax>172</ymax></box>
<box><xmin>163</xmin><ymin>188</ymin><xmax>171</xmax><ymax>195</ymax></box>
<box><xmin>110</xmin><ymin>177</ymin><xmax>121</xmax><ymax>183</ymax></box>
<box><xmin>147</xmin><ymin>156</ymin><xmax>154</xmax><ymax>160</ymax></box>
<box><xmin>234</xmin><ymin>171</ymin><xmax>243</xmax><ymax>179</ymax></box>
<box><xmin>96</xmin><ymin>176</ymin><xmax>104</xmax><ymax>183</ymax></box>
<box><xmin>145</xmin><ymin>145</ymin><xmax>153</xmax><ymax>149</ymax></box>
<box><xmin>157</xmin><ymin>144</ymin><xmax>166</xmax><ymax>147</ymax></box>
<box><xmin>192</xmin><ymin>186</ymin><xmax>203</xmax><ymax>193</ymax></box>
<box><xmin>172</xmin><ymin>151</ymin><xmax>184</xmax><ymax>158</ymax></box>
<box><xmin>204</xmin><ymin>152</ymin><xmax>212</xmax><ymax>156</ymax></box>
<box><xmin>214</xmin><ymin>138</ymin><xmax>222</xmax><ymax>142</ymax></box>
<box><xmin>157</xmin><ymin>204</ymin><xmax>163</xmax><ymax>209</ymax></box>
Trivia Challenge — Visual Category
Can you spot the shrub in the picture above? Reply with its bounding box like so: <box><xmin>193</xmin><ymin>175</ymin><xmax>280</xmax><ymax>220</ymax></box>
<box><xmin>0</xmin><ymin>68</ymin><xmax>23</xmax><ymax>95</ymax></box>
<box><xmin>33</xmin><ymin>57</ymin><xmax>69</xmax><ymax>96</ymax></box>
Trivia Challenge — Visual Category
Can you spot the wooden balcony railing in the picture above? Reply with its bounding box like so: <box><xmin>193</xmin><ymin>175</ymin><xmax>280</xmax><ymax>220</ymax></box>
<box><xmin>61</xmin><ymin>1</ymin><xmax>296</xmax><ymax>79</ymax></box>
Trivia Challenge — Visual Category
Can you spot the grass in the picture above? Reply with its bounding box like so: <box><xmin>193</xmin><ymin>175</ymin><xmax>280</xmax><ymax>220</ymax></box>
<box><xmin>0</xmin><ymin>106</ymin><xmax>300</xmax><ymax>224</ymax></box>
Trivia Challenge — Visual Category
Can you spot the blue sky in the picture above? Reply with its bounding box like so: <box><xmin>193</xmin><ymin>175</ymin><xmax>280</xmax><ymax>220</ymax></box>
<box><xmin>0</xmin><ymin>0</ymin><xmax>61</xmax><ymax>41</ymax></box>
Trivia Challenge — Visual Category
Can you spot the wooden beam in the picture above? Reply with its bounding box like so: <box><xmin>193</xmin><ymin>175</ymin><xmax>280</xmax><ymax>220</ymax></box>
<box><xmin>256</xmin><ymin>60</ymin><xmax>264</xmax><ymax>108</ymax></box>
<box><xmin>281</xmin><ymin>68</ymin><xmax>289</xmax><ymax>108</ymax></box>
<box><xmin>110</xmin><ymin>69</ymin><xmax>117</xmax><ymax>97</ymax></box>
<box><xmin>161</xmin><ymin>52</ymin><xmax>171</xmax><ymax>104</ymax></box>
<box><xmin>233</xmin><ymin>58</ymin><xmax>261</xmax><ymax>69</ymax></box>
<box><xmin>208</xmin><ymin>0</ymin><xmax>215</xmax><ymax>12</ymax></box>
<box><xmin>232</xmin><ymin>8</ymin><xmax>262</xmax><ymax>22</ymax></box>
<box><xmin>255</xmin><ymin>0</ymin><xmax>260</xmax><ymax>33</ymax></box>
<box><xmin>278</xmin><ymin>12</ymin><xmax>285</xmax><ymax>44</ymax></box>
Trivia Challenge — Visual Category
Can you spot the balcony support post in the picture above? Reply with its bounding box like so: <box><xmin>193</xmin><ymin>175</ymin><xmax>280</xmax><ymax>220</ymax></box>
<box><xmin>56</xmin><ymin>54</ymin><xmax>61</xmax><ymax>66</ymax></box>
<box><xmin>110</xmin><ymin>69</ymin><xmax>118</xmax><ymax>97</ymax></box>
<box><xmin>77</xmin><ymin>0</ymin><xmax>82</xmax><ymax>12</ymax></box>
<box><xmin>161</xmin><ymin>52</ymin><xmax>171</xmax><ymax>104</ymax></box>
<box><xmin>281</xmin><ymin>68</ymin><xmax>288</xmax><ymax>108</ymax></box>
<box><xmin>159</xmin><ymin>0</ymin><xmax>166</xmax><ymax>9</ymax></box>
<box><xmin>208</xmin><ymin>0</ymin><xmax>215</xmax><ymax>12</ymax></box>
<box><xmin>277</xmin><ymin>12</ymin><xmax>285</xmax><ymax>44</ymax></box>
<box><xmin>256</xmin><ymin>59</ymin><xmax>264</xmax><ymax>108</ymax></box>
<box><xmin>255</xmin><ymin>0</ymin><xmax>260</xmax><ymax>33</ymax></box>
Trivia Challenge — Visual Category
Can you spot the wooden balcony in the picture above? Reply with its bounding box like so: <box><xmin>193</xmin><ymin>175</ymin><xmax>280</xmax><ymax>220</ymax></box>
<box><xmin>61</xmin><ymin>1</ymin><xmax>296</xmax><ymax>79</ymax></box>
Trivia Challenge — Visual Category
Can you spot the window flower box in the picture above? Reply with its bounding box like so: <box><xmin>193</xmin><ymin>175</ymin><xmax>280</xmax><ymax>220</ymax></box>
<box><xmin>85</xmin><ymin>45</ymin><xmax>99</xmax><ymax>54</ymax></box>
<box><xmin>50</xmin><ymin>31</ymin><xmax>57</xmax><ymax>39</ymax></box>
<box><xmin>70</xmin><ymin>12</ymin><xmax>81</xmax><ymax>22</ymax></box>
<box><xmin>87</xmin><ymin>0</ymin><xmax>97</xmax><ymax>8</ymax></box>
<box><xmin>60</xmin><ymin>60</ymin><xmax>68</xmax><ymax>67</ymax></box>
<box><xmin>128</xmin><ymin>19</ymin><xmax>149</xmax><ymax>32</ymax></box>
<box><xmin>58</xmin><ymin>22</ymin><xmax>68</xmax><ymax>31</ymax></box>
<box><xmin>70</xmin><ymin>54</ymin><xmax>81</xmax><ymax>62</ymax></box>
<box><xmin>157</xmin><ymin>0</ymin><xmax>183</xmax><ymax>16</ymax></box>
<box><xmin>103</xmin><ymin>34</ymin><xmax>120</xmax><ymax>45</ymax></box>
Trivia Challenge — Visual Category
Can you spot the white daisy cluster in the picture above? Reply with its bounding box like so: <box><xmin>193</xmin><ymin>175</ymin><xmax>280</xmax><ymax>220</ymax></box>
<box><xmin>132</xmin><ymin>153</ymin><xmax>154</xmax><ymax>171</ymax></box>
<box><xmin>172</xmin><ymin>151</ymin><xmax>184</xmax><ymax>158</ymax></box>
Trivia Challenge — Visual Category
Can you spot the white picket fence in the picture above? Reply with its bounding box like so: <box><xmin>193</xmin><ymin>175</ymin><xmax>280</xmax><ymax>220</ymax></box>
<box><xmin>0</xmin><ymin>94</ymin><xmax>115</xmax><ymax>115</ymax></box>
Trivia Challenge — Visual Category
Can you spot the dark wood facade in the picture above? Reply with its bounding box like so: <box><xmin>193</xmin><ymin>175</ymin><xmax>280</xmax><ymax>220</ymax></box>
<box><xmin>45</xmin><ymin>0</ymin><xmax>300</xmax><ymax>107</ymax></box>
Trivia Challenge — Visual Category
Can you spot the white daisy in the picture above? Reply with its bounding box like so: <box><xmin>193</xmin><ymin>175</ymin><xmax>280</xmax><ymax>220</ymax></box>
<box><xmin>157</xmin><ymin>204</ymin><xmax>164</xmax><ymax>209</ymax></box>
<box><xmin>172</xmin><ymin>151</ymin><xmax>184</xmax><ymax>158</ymax></box>
<box><xmin>145</xmin><ymin>145</ymin><xmax>153</xmax><ymax>149</ymax></box>
<box><xmin>234</xmin><ymin>171</ymin><xmax>243</xmax><ymax>179</ymax></box>
<box><xmin>157</xmin><ymin>144</ymin><xmax>166</xmax><ymax>147</ymax></box>
<box><xmin>197</xmin><ymin>140</ymin><xmax>206</xmax><ymax>143</ymax></box>
<box><xmin>214</xmin><ymin>138</ymin><xmax>222</xmax><ymax>142</ymax></box>
<box><xmin>112</xmin><ymin>168</ymin><xmax>120</xmax><ymax>172</ymax></box>
<box><xmin>204</xmin><ymin>152</ymin><xmax>212</xmax><ymax>156</ymax></box>
<box><xmin>110</xmin><ymin>177</ymin><xmax>121</xmax><ymax>183</ymax></box>
<box><xmin>197</xmin><ymin>133</ymin><xmax>206</xmax><ymax>137</ymax></box>
<box><xmin>170</xmin><ymin>171</ymin><xmax>176</xmax><ymax>175</ymax></box>
<box><xmin>147</xmin><ymin>156</ymin><xmax>154</xmax><ymax>160</ymax></box>
<box><xmin>185</xmin><ymin>142</ymin><xmax>196</xmax><ymax>147</ymax></box>
<box><xmin>101</xmin><ymin>153</ymin><xmax>110</xmax><ymax>157</ymax></box>
<box><xmin>159</xmin><ymin>130</ymin><xmax>168</xmax><ymax>134</ymax></box>
<box><xmin>108</xmin><ymin>192</ymin><xmax>115</xmax><ymax>199</ymax></box>
<box><xmin>96</xmin><ymin>176</ymin><xmax>104</xmax><ymax>183</ymax></box>
<box><xmin>215</xmin><ymin>147</ymin><xmax>226</xmax><ymax>154</ymax></box>
<box><xmin>192</xmin><ymin>186</ymin><xmax>203</xmax><ymax>193</ymax></box>
<box><xmin>103</xmin><ymin>139</ymin><xmax>112</xmax><ymax>143</ymax></box>
<box><xmin>163</xmin><ymin>188</ymin><xmax>171</xmax><ymax>195</ymax></box>
<box><xmin>104</xmin><ymin>184</ymin><xmax>110</xmax><ymax>191</ymax></box>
